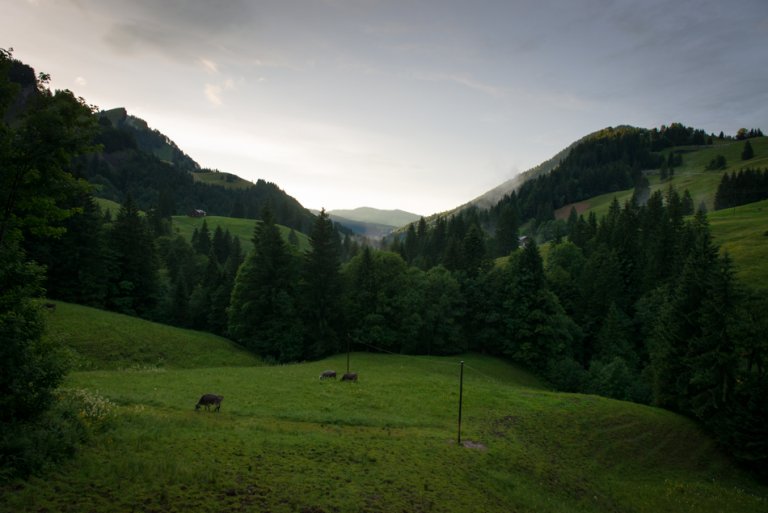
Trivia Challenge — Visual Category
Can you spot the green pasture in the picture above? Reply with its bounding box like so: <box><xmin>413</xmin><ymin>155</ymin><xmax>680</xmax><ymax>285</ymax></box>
<box><xmin>560</xmin><ymin>138</ymin><xmax>768</xmax><ymax>287</ymax></box>
<box><xmin>192</xmin><ymin>171</ymin><xmax>255</xmax><ymax>190</ymax></box>
<box><xmin>171</xmin><ymin>214</ymin><xmax>311</xmax><ymax>253</ymax></box>
<box><xmin>709</xmin><ymin>199</ymin><xmax>768</xmax><ymax>288</ymax></box>
<box><xmin>4</xmin><ymin>303</ymin><xmax>766</xmax><ymax>512</ymax></box>
<box><xmin>93</xmin><ymin>197</ymin><xmax>122</xmax><ymax>217</ymax></box>
<box><xmin>44</xmin><ymin>302</ymin><xmax>261</xmax><ymax>371</ymax></box>
<box><xmin>577</xmin><ymin>137</ymin><xmax>768</xmax><ymax>220</ymax></box>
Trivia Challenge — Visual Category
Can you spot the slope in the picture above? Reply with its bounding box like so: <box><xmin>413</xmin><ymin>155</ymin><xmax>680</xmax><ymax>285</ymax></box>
<box><xmin>81</xmin><ymin>106</ymin><xmax>316</xmax><ymax>232</ymax></box>
<box><xmin>555</xmin><ymin>136</ymin><xmax>768</xmax><ymax>286</ymax></box>
<box><xmin>171</xmin><ymin>214</ymin><xmax>311</xmax><ymax>254</ymax></box>
<box><xmin>44</xmin><ymin>301</ymin><xmax>261</xmax><ymax>370</ymax></box>
<box><xmin>4</xmin><ymin>351</ymin><xmax>765</xmax><ymax>512</ymax></box>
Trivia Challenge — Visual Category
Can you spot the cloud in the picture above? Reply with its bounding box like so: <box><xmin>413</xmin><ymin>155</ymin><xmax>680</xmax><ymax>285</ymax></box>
<box><xmin>204</xmin><ymin>79</ymin><xmax>235</xmax><ymax>106</ymax></box>
<box><xmin>199</xmin><ymin>58</ymin><xmax>219</xmax><ymax>74</ymax></box>
<box><xmin>74</xmin><ymin>76</ymin><xmax>87</xmax><ymax>86</ymax></box>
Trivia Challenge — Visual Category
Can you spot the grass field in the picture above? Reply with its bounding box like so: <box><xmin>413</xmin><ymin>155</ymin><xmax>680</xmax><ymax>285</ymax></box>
<box><xmin>192</xmin><ymin>171</ymin><xmax>255</xmax><ymax>190</ymax></box>
<box><xmin>44</xmin><ymin>302</ymin><xmax>261</xmax><ymax>371</ymax></box>
<box><xmin>171</xmin><ymin>215</ymin><xmax>311</xmax><ymax>254</ymax></box>
<box><xmin>557</xmin><ymin>137</ymin><xmax>768</xmax><ymax>288</ymax></box>
<box><xmin>709</xmin><ymin>198</ymin><xmax>768</xmax><ymax>288</ymax></box>
<box><xmin>3</xmin><ymin>304</ymin><xmax>766</xmax><ymax>512</ymax></box>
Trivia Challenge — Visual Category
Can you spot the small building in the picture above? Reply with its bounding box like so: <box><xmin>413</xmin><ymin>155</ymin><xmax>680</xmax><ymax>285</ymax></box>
<box><xmin>188</xmin><ymin>209</ymin><xmax>207</xmax><ymax>218</ymax></box>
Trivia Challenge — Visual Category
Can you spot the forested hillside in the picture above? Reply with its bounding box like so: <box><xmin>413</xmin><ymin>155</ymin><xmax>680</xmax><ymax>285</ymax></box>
<box><xmin>2</xmin><ymin>49</ymin><xmax>766</xmax><ymax>486</ymax></box>
<box><xmin>80</xmin><ymin>108</ymin><xmax>316</xmax><ymax>232</ymax></box>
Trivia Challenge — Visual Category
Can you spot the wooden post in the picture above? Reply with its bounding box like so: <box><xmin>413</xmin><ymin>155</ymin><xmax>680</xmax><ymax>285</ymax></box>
<box><xmin>346</xmin><ymin>336</ymin><xmax>351</xmax><ymax>374</ymax></box>
<box><xmin>458</xmin><ymin>360</ymin><xmax>464</xmax><ymax>446</ymax></box>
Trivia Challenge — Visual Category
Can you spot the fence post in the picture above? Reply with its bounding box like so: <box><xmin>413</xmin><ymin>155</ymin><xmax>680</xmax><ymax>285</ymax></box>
<box><xmin>458</xmin><ymin>360</ymin><xmax>464</xmax><ymax>446</ymax></box>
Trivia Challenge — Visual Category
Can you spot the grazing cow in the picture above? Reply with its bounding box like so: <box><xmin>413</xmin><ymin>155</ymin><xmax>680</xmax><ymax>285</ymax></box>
<box><xmin>195</xmin><ymin>394</ymin><xmax>223</xmax><ymax>412</ymax></box>
<box><xmin>341</xmin><ymin>372</ymin><xmax>358</xmax><ymax>382</ymax></box>
<box><xmin>319</xmin><ymin>370</ymin><xmax>337</xmax><ymax>380</ymax></box>
<box><xmin>43</xmin><ymin>302</ymin><xmax>56</xmax><ymax>312</ymax></box>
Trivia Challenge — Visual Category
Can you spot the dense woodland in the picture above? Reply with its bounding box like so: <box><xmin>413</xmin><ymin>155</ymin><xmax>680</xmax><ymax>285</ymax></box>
<box><xmin>1</xmin><ymin>51</ymin><xmax>766</xmax><ymax>481</ymax></box>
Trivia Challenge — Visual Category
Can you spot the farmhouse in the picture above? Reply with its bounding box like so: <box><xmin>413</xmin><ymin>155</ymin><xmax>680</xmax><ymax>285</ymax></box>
<box><xmin>188</xmin><ymin>209</ymin><xmax>207</xmax><ymax>218</ymax></box>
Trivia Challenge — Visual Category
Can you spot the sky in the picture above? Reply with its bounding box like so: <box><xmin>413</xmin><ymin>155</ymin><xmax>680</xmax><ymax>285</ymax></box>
<box><xmin>3</xmin><ymin>0</ymin><xmax>768</xmax><ymax>215</ymax></box>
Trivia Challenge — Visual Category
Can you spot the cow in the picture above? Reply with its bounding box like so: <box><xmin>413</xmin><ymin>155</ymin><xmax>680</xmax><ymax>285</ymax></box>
<box><xmin>319</xmin><ymin>370</ymin><xmax>337</xmax><ymax>380</ymax></box>
<box><xmin>195</xmin><ymin>394</ymin><xmax>223</xmax><ymax>412</ymax></box>
<box><xmin>341</xmin><ymin>372</ymin><xmax>358</xmax><ymax>382</ymax></box>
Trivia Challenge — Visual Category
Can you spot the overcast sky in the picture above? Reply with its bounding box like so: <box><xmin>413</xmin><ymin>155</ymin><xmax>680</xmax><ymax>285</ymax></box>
<box><xmin>3</xmin><ymin>0</ymin><xmax>767</xmax><ymax>215</ymax></box>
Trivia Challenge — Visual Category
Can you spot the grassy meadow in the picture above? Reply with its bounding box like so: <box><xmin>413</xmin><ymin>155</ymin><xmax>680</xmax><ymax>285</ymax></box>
<box><xmin>3</xmin><ymin>303</ymin><xmax>766</xmax><ymax>513</ymax></box>
<box><xmin>171</xmin><ymin>214</ymin><xmax>311</xmax><ymax>254</ymax></box>
<box><xmin>557</xmin><ymin>137</ymin><xmax>768</xmax><ymax>288</ymax></box>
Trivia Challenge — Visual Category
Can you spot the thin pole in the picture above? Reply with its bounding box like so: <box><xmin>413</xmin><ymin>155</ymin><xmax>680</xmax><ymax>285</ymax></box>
<box><xmin>346</xmin><ymin>336</ymin><xmax>351</xmax><ymax>374</ymax></box>
<box><xmin>458</xmin><ymin>360</ymin><xmax>464</xmax><ymax>446</ymax></box>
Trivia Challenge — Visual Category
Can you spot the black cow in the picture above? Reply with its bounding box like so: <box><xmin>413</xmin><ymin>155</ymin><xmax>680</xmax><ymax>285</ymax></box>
<box><xmin>341</xmin><ymin>372</ymin><xmax>358</xmax><ymax>382</ymax></box>
<box><xmin>195</xmin><ymin>394</ymin><xmax>223</xmax><ymax>412</ymax></box>
<box><xmin>319</xmin><ymin>370</ymin><xmax>337</xmax><ymax>380</ymax></box>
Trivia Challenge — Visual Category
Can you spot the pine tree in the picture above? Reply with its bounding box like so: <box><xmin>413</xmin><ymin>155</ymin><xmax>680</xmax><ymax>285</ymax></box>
<box><xmin>741</xmin><ymin>140</ymin><xmax>754</xmax><ymax>160</ymax></box>
<box><xmin>301</xmin><ymin>209</ymin><xmax>342</xmax><ymax>358</ymax></box>
<box><xmin>495</xmin><ymin>204</ymin><xmax>519</xmax><ymax>256</ymax></box>
<box><xmin>107</xmin><ymin>195</ymin><xmax>159</xmax><ymax>316</ymax></box>
<box><xmin>194</xmin><ymin>220</ymin><xmax>211</xmax><ymax>255</ymax></box>
<box><xmin>500</xmin><ymin>240</ymin><xmax>579</xmax><ymax>371</ymax></box>
<box><xmin>228</xmin><ymin>209</ymin><xmax>303</xmax><ymax>362</ymax></box>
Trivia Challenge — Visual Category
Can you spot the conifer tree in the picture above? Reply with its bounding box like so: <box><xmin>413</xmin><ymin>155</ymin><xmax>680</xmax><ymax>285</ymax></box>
<box><xmin>301</xmin><ymin>209</ymin><xmax>342</xmax><ymax>358</ymax></box>
<box><xmin>495</xmin><ymin>204</ymin><xmax>519</xmax><ymax>256</ymax></box>
<box><xmin>107</xmin><ymin>195</ymin><xmax>159</xmax><ymax>315</ymax></box>
<box><xmin>741</xmin><ymin>139</ymin><xmax>754</xmax><ymax>160</ymax></box>
<box><xmin>229</xmin><ymin>209</ymin><xmax>302</xmax><ymax>362</ymax></box>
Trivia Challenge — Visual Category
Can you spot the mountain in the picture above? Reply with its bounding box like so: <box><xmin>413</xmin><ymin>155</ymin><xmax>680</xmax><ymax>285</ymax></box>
<box><xmin>79</xmin><ymin>107</ymin><xmax>317</xmax><ymax>232</ymax></box>
<box><xmin>318</xmin><ymin>207</ymin><xmax>422</xmax><ymax>240</ymax></box>
<box><xmin>328</xmin><ymin>207</ymin><xmax>421</xmax><ymax>227</ymax></box>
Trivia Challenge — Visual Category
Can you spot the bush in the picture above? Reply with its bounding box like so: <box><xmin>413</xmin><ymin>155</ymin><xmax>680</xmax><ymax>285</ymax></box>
<box><xmin>0</xmin><ymin>388</ymin><xmax>114</xmax><ymax>481</ymax></box>
<box><xmin>546</xmin><ymin>357</ymin><xmax>587</xmax><ymax>392</ymax></box>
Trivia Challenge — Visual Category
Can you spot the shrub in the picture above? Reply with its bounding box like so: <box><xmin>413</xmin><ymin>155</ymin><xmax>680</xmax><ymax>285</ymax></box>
<box><xmin>0</xmin><ymin>388</ymin><xmax>115</xmax><ymax>481</ymax></box>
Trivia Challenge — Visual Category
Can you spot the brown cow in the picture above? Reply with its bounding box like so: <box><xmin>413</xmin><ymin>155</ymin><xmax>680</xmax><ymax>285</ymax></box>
<box><xmin>319</xmin><ymin>370</ymin><xmax>337</xmax><ymax>380</ymax></box>
<box><xmin>195</xmin><ymin>394</ymin><xmax>223</xmax><ymax>412</ymax></box>
<box><xmin>341</xmin><ymin>372</ymin><xmax>358</xmax><ymax>382</ymax></box>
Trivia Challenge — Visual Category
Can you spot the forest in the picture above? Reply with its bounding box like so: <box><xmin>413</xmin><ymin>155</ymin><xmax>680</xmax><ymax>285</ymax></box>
<box><xmin>1</xmin><ymin>48</ymin><xmax>766</xmax><ymax>483</ymax></box>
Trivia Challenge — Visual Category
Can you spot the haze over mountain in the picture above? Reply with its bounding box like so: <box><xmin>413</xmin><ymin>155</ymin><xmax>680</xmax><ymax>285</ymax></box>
<box><xmin>328</xmin><ymin>207</ymin><xmax>421</xmax><ymax>227</ymax></box>
<box><xmin>312</xmin><ymin>207</ymin><xmax>421</xmax><ymax>240</ymax></box>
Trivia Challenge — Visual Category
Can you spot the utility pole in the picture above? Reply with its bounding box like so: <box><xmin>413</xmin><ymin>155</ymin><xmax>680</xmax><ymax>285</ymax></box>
<box><xmin>457</xmin><ymin>360</ymin><xmax>464</xmax><ymax>446</ymax></box>
<box><xmin>346</xmin><ymin>335</ymin><xmax>351</xmax><ymax>374</ymax></box>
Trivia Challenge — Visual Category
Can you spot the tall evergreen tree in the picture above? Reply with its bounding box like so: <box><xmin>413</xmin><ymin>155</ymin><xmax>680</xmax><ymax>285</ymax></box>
<box><xmin>107</xmin><ymin>195</ymin><xmax>159</xmax><ymax>316</ymax></box>
<box><xmin>229</xmin><ymin>209</ymin><xmax>303</xmax><ymax>362</ymax></box>
<box><xmin>301</xmin><ymin>209</ymin><xmax>343</xmax><ymax>358</ymax></box>
<box><xmin>741</xmin><ymin>140</ymin><xmax>754</xmax><ymax>160</ymax></box>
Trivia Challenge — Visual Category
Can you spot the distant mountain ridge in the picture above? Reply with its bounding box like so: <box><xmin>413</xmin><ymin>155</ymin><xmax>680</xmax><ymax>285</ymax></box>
<box><xmin>314</xmin><ymin>207</ymin><xmax>421</xmax><ymax>240</ymax></box>
<box><xmin>327</xmin><ymin>207</ymin><xmax>421</xmax><ymax>227</ymax></box>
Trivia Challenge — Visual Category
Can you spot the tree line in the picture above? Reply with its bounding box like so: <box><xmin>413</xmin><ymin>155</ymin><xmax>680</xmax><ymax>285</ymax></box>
<box><xmin>714</xmin><ymin>167</ymin><xmax>768</xmax><ymax>210</ymax></box>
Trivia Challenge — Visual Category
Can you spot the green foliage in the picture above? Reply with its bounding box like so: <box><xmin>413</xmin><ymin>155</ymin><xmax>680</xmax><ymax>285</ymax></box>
<box><xmin>106</xmin><ymin>196</ymin><xmax>160</xmax><ymax>315</ymax></box>
<box><xmin>228</xmin><ymin>211</ymin><xmax>303</xmax><ymax>362</ymax></box>
<box><xmin>0</xmin><ymin>242</ymin><xmax>67</xmax><ymax>423</ymax></box>
<box><xmin>1</xmin><ymin>58</ymin><xmax>97</xmax><ymax>247</ymax></box>
<box><xmin>0</xmin><ymin>388</ymin><xmax>115</xmax><ymax>481</ymax></box>
<box><xmin>706</xmin><ymin>154</ymin><xmax>727</xmax><ymax>170</ymax></box>
<box><xmin>741</xmin><ymin>140</ymin><xmax>755</xmax><ymax>160</ymax></box>
<box><xmin>714</xmin><ymin>168</ymin><xmax>768</xmax><ymax>210</ymax></box>
<box><xmin>301</xmin><ymin>209</ymin><xmax>343</xmax><ymax>358</ymax></box>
